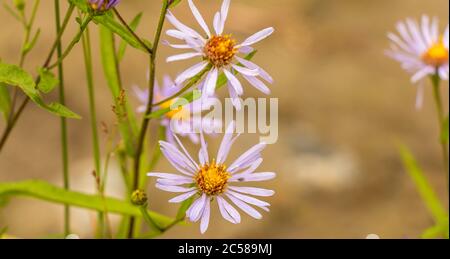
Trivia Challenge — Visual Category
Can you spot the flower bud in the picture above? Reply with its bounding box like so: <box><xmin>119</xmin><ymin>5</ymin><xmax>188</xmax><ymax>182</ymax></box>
<box><xmin>131</xmin><ymin>189</ymin><xmax>148</xmax><ymax>206</ymax></box>
<box><xmin>13</xmin><ymin>0</ymin><xmax>25</xmax><ymax>11</ymax></box>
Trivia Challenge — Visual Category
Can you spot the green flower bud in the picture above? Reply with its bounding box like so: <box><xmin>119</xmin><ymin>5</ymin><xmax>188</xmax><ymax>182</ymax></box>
<box><xmin>131</xmin><ymin>189</ymin><xmax>148</xmax><ymax>206</ymax></box>
<box><xmin>13</xmin><ymin>0</ymin><xmax>25</xmax><ymax>11</ymax></box>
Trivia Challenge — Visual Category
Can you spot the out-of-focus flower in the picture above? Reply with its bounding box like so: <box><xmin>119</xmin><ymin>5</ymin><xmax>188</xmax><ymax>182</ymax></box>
<box><xmin>165</xmin><ymin>0</ymin><xmax>274</xmax><ymax>110</ymax></box>
<box><xmin>89</xmin><ymin>0</ymin><xmax>120</xmax><ymax>12</ymax></box>
<box><xmin>148</xmin><ymin>121</ymin><xmax>275</xmax><ymax>234</ymax></box>
<box><xmin>133</xmin><ymin>76</ymin><xmax>220</xmax><ymax>144</ymax></box>
<box><xmin>386</xmin><ymin>15</ymin><xmax>449</xmax><ymax>107</ymax></box>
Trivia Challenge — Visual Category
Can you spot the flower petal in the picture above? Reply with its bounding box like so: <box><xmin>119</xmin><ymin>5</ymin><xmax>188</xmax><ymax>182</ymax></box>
<box><xmin>224</xmin><ymin>69</ymin><xmax>244</xmax><ymax>95</ymax></box>
<box><xmin>167</xmin><ymin>52</ymin><xmax>202</xmax><ymax>63</ymax></box>
<box><xmin>219</xmin><ymin>0</ymin><xmax>231</xmax><ymax>34</ymax></box>
<box><xmin>200</xmin><ymin>198</ymin><xmax>211</xmax><ymax>234</ymax></box>
<box><xmin>236</xmin><ymin>56</ymin><xmax>273</xmax><ymax>83</ymax></box>
<box><xmin>231</xmin><ymin>64</ymin><xmax>259</xmax><ymax>77</ymax></box>
<box><xmin>169</xmin><ymin>190</ymin><xmax>198</xmax><ymax>203</ymax></box>
<box><xmin>148</xmin><ymin>172</ymin><xmax>192</xmax><ymax>180</ymax></box>
<box><xmin>236</xmin><ymin>172</ymin><xmax>276</xmax><ymax>182</ymax></box>
<box><xmin>166</xmin><ymin>11</ymin><xmax>204</xmax><ymax>40</ymax></box>
<box><xmin>239</xmin><ymin>27</ymin><xmax>274</xmax><ymax>47</ymax></box>
<box><xmin>242</xmin><ymin>75</ymin><xmax>271</xmax><ymax>95</ymax></box>
<box><xmin>226</xmin><ymin>193</ymin><xmax>262</xmax><ymax>219</ymax></box>
<box><xmin>228</xmin><ymin>143</ymin><xmax>266</xmax><ymax>172</ymax></box>
<box><xmin>204</xmin><ymin>68</ymin><xmax>219</xmax><ymax>97</ymax></box>
<box><xmin>217</xmin><ymin>121</ymin><xmax>239</xmax><ymax>164</ymax></box>
<box><xmin>217</xmin><ymin>196</ymin><xmax>241</xmax><ymax>224</ymax></box>
<box><xmin>188</xmin><ymin>193</ymin><xmax>207</xmax><ymax>222</ymax></box>
<box><xmin>188</xmin><ymin>0</ymin><xmax>211</xmax><ymax>37</ymax></box>
<box><xmin>175</xmin><ymin>61</ymin><xmax>209</xmax><ymax>85</ymax></box>
<box><xmin>155</xmin><ymin>184</ymin><xmax>196</xmax><ymax>193</ymax></box>
<box><xmin>227</xmin><ymin>186</ymin><xmax>275</xmax><ymax>197</ymax></box>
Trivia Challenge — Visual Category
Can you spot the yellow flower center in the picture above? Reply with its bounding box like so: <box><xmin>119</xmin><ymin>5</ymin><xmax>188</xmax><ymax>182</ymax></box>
<box><xmin>204</xmin><ymin>35</ymin><xmax>237</xmax><ymax>67</ymax></box>
<box><xmin>422</xmin><ymin>37</ymin><xmax>449</xmax><ymax>67</ymax></box>
<box><xmin>195</xmin><ymin>161</ymin><xmax>231</xmax><ymax>196</ymax></box>
<box><xmin>159</xmin><ymin>98</ymin><xmax>190</xmax><ymax>120</ymax></box>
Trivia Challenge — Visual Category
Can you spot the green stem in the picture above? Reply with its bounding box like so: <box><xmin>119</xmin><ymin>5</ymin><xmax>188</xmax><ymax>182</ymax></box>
<box><xmin>55</xmin><ymin>0</ymin><xmax>70</xmax><ymax>237</ymax></box>
<box><xmin>431</xmin><ymin>74</ymin><xmax>449</xmax><ymax>188</ymax></box>
<box><xmin>48</xmin><ymin>15</ymin><xmax>93</xmax><ymax>70</ymax></box>
<box><xmin>128</xmin><ymin>0</ymin><xmax>169</xmax><ymax>239</ymax></box>
<box><xmin>113</xmin><ymin>8</ymin><xmax>152</xmax><ymax>54</ymax></box>
<box><xmin>81</xmin><ymin>22</ymin><xmax>105</xmax><ymax>238</ymax></box>
<box><xmin>0</xmin><ymin>4</ymin><xmax>75</xmax><ymax>153</ymax></box>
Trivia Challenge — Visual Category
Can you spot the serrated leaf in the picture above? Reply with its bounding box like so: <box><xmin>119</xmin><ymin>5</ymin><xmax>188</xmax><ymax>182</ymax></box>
<box><xmin>398</xmin><ymin>144</ymin><xmax>448</xmax><ymax>225</ymax></box>
<box><xmin>0</xmin><ymin>82</ymin><xmax>11</xmax><ymax>121</ymax></box>
<box><xmin>117</xmin><ymin>12</ymin><xmax>143</xmax><ymax>61</ymax></box>
<box><xmin>37</xmin><ymin>68</ymin><xmax>59</xmax><ymax>94</ymax></box>
<box><xmin>0</xmin><ymin>180</ymin><xmax>173</xmax><ymax>228</ymax></box>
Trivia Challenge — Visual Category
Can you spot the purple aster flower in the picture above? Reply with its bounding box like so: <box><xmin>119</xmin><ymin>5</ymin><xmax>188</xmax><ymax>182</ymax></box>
<box><xmin>164</xmin><ymin>0</ymin><xmax>274</xmax><ymax>110</ymax></box>
<box><xmin>133</xmin><ymin>75</ymin><xmax>221</xmax><ymax>144</ymax></box>
<box><xmin>386</xmin><ymin>15</ymin><xmax>449</xmax><ymax>108</ymax></box>
<box><xmin>89</xmin><ymin>0</ymin><xmax>120</xmax><ymax>12</ymax></box>
<box><xmin>148</xmin><ymin>121</ymin><xmax>275</xmax><ymax>234</ymax></box>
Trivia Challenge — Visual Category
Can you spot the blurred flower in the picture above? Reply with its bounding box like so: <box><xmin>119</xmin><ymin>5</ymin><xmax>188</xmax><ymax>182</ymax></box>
<box><xmin>386</xmin><ymin>15</ymin><xmax>449</xmax><ymax>107</ymax></box>
<box><xmin>165</xmin><ymin>0</ymin><xmax>274</xmax><ymax>110</ymax></box>
<box><xmin>148</xmin><ymin>121</ymin><xmax>275</xmax><ymax>234</ymax></box>
<box><xmin>89</xmin><ymin>0</ymin><xmax>120</xmax><ymax>12</ymax></box>
<box><xmin>133</xmin><ymin>75</ymin><xmax>220</xmax><ymax>144</ymax></box>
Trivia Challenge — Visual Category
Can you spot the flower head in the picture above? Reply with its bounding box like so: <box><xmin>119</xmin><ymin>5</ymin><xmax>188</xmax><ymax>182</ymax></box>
<box><xmin>148</xmin><ymin>121</ymin><xmax>275</xmax><ymax>234</ymax></box>
<box><xmin>165</xmin><ymin>0</ymin><xmax>274</xmax><ymax>110</ymax></box>
<box><xmin>89</xmin><ymin>0</ymin><xmax>120</xmax><ymax>12</ymax></box>
<box><xmin>133</xmin><ymin>75</ymin><xmax>220</xmax><ymax>144</ymax></box>
<box><xmin>386</xmin><ymin>15</ymin><xmax>449</xmax><ymax>107</ymax></box>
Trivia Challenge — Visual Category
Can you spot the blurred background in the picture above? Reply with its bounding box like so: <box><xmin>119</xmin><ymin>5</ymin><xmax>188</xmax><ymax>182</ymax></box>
<box><xmin>0</xmin><ymin>0</ymin><xmax>448</xmax><ymax>238</ymax></box>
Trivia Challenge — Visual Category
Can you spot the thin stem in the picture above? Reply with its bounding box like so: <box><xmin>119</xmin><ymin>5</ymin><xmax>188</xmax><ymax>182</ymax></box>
<box><xmin>113</xmin><ymin>8</ymin><xmax>153</xmax><ymax>54</ymax></box>
<box><xmin>128</xmin><ymin>0</ymin><xmax>169</xmax><ymax>239</ymax></box>
<box><xmin>0</xmin><ymin>4</ymin><xmax>75</xmax><ymax>153</ymax></box>
<box><xmin>55</xmin><ymin>0</ymin><xmax>70</xmax><ymax>237</ymax></box>
<box><xmin>431</xmin><ymin>75</ymin><xmax>449</xmax><ymax>187</ymax></box>
<box><xmin>48</xmin><ymin>15</ymin><xmax>93</xmax><ymax>70</ymax></box>
<box><xmin>82</xmin><ymin>22</ymin><xmax>106</xmax><ymax>238</ymax></box>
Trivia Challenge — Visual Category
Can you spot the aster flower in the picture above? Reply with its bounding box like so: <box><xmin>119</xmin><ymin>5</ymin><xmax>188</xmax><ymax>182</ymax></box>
<box><xmin>89</xmin><ymin>0</ymin><xmax>120</xmax><ymax>12</ymax></box>
<box><xmin>148</xmin><ymin>121</ymin><xmax>275</xmax><ymax>234</ymax></box>
<box><xmin>133</xmin><ymin>76</ymin><xmax>220</xmax><ymax>144</ymax></box>
<box><xmin>386</xmin><ymin>15</ymin><xmax>449</xmax><ymax>107</ymax></box>
<box><xmin>165</xmin><ymin>0</ymin><xmax>274</xmax><ymax>110</ymax></box>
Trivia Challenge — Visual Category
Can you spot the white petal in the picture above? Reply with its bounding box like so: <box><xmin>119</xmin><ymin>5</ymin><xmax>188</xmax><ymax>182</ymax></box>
<box><xmin>167</xmin><ymin>52</ymin><xmax>202</xmax><ymax>63</ymax></box>
<box><xmin>155</xmin><ymin>184</ymin><xmax>196</xmax><ymax>193</ymax></box>
<box><xmin>175</xmin><ymin>61</ymin><xmax>209</xmax><ymax>85</ymax></box>
<box><xmin>204</xmin><ymin>68</ymin><xmax>219</xmax><ymax>96</ymax></box>
<box><xmin>213</xmin><ymin>12</ymin><xmax>221</xmax><ymax>35</ymax></box>
<box><xmin>236</xmin><ymin>56</ymin><xmax>273</xmax><ymax>83</ymax></box>
<box><xmin>188</xmin><ymin>0</ymin><xmax>211</xmax><ymax>37</ymax></box>
<box><xmin>229</xmin><ymin>157</ymin><xmax>263</xmax><ymax>176</ymax></box>
<box><xmin>217</xmin><ymin>196</ymin><xmax>241</xmax><ymax>224</ymax></box>
<box><xmin>217</xmin><ymin>121</ymin><xmax>238</xmax><ymax>164</ymax></box>
<box><xmin>224</xmin><ymin>69</ymin><xmax>243</xmax><ymax>95</ymax></box>
<box><xmin>157</xmin><ymin>178</ymin><xmax>194</xmax><ymax>186</ymax></box>
<box><xmin>160</xmin><ymin>140</ymin><xmax>198</xmax><ymax>173</ymax></box>
<box><xmin>166</xmin><ymin>29</ymin><xmax>189</xmax><ymax>40</ymax></box>
<box><xmin>163</xmin><ymin>40</ymin><xmax>191</xmax><ymax>49</ymax></box>
<box><xmin>219</xmin><ymin>0</ymin><xmax>230</xmax><ymax>34</ymax></box>
<box><xmin>228</xmin><ymin>143</ymin><xmax>266</xmax><ymax>172</ymax></box>
<box><xmin>166</xmin><ymin>11</ymin><xmax>204</xmax><ymax>40</ymax></box>
<box><xmin>199</xmin><ymin>130</ymin><xmax>209</xmax><ymax>165</ymax></box>
<box><xmin>226</xmin><ymin>193</ymin><xmax>262</xmax><ymax>219</ymax></box>
<box><xmin>172</xmin><ymin>130</ymin><xmax>200</xmax><ymax>167</ymax></box>
<box><xmin>169</xmin><ymin>190</ymin><xmax>198</xmax><ymax>203</ymax></box>
<box><xmin>188</xmin><ymin>193</ymin><xmax>207</xmax><ymax>222</ymax></box>
<box><xmin>411</xmin><ymin>66</ymin><xmax>434</xmax><ymax>83</ymax></box>
<box><xmin>227</xmin><ymin>186</ymin><xmax>275</xmax><ymax>197</ymax></box>
<box><xmin>239</xmin><ymin>27</ymin><xmax>274</xmax><ymax>47</ymax></box>
<box><xmin>231</xmin><ymin>64</ymin><xmax>259</xmax><ymax>77</ymax></box>
<box><xmin>237</xmin><ymin>172</ymin><xmax>276</xmax><ymax>182</ymax></box>
<box><xmin>227</xmin><ymin>190</ymin><xmax>271</xmax><ymax>209</ymax></box>
<box><xmin>243</xmin><ymin>75</ymin><xmax>271</xmax><ymax>95</ymax></box>
<box><xmin>147</xmin><ymin>172</ymin><xmax>191</xmax><ymax>180</ymax></box>
<box><xmin>227</xmin><ymin>82</ymin><xmax>242</xmax><ymax>111</ymax></box>
<box><xmin>200</xmin><ymin>198</ymin><xmax>211</xmax><ymax>234</ymax></box>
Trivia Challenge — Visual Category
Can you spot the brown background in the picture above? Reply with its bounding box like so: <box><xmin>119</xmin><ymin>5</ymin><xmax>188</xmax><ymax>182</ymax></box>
<box><xmin>0</xmin><ymin>0</ymin><xmax>449</xmax><ymax>238</ymax></box>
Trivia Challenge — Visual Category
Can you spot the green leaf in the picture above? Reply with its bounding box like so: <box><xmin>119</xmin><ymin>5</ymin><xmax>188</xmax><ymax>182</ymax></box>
<box><xmin>37</xmin><ymin>68</ymin><xmax>59</xmax><ymax>94</ymax></box>
<box><xmin>117</xmin><ymin>12</ymin><xmax>143</xmax><ymax>61</ymax></box>
<box><xmin>69</xmin><ymin>0</ymin><xmax>151</xmax><ymax>53</ymax></box>
<box><xmin>0</xmin><ymin>82</ymin><xmax>11</xmax><ymax>121</ymax></box>
<box><xmin>442</xmin><ymin>116</ymin><xmax>449</xmax><ymax>144</ymax></box>
<box><xmin>169</xmin><ymin>0</ymin><xmax>182</xmax><ymax>8</ymax></box>
<box><xmin>176</xmin><ymin>196</ymin><xmax>194</xmax><ymax>221</ymax></box>
<box><xmin>422</xmin><ymin>220</ymin><xmax>449</xmax><ymax>239</ymax></box>
<box><xmin>0</xmin><ymin>62</ymin><xmax>80</xmax><ymax>119</ymax></box>
<box><xmin>0</xmin><ymin>61</ymin><xmax>39</xmax><ymax>98</ymax></box>
<box><xmin>0</xmin><ymin>180</ymin><xmax>173</xmax><ymax>227</ymax></box>
<box><xmin>22</xmin><ymin>29</ymin><xmax>41</xmax><ymax>55</ymax></box>
<box><xmin>398</xmin><ymin>144</ymin><xmax>448</xmax><ymax>225</ymax></box>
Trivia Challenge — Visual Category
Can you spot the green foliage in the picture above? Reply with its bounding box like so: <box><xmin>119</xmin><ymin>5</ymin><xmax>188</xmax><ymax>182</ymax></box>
<box><xmin>176</xmin><ymin>196</ymin><xmax>194</xmax><ymax>222</ymax></box>
<box><xmin>0</xmin><ymin>62</ymin><xmax>80</xmax><ymax>119</ymax></box>
<box><xmin>0</xmin><ymin>180</ymin><xmax>174</xmax><ymax>227</ymax></box>
<box><xmin>398</xmin><ymin>144</ymin><xmax>449</xmax><ymax>238</ymax></box>
<box><xmin>69</xmin><ymin>0</ymin><xmax>151</xmax><ymax>53</ymax></box>
<box><xmin>22</xmin><ymin>29</ymin><xmax>41</xmax><ymax>56</ymax></box>
<box><xmin>0</xmin><ymin>83</ymin><xmax>11</xmax><ymax>121</ymax></box>
<box><xmin>117</xmin><ymin>12</ymin><xmax>143</xmax><ymax>61</ymax></box>
<box><xmin>37</xmin><ymin>68</ymin><xmax>59</xmax><ymax>93</ymax></box>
